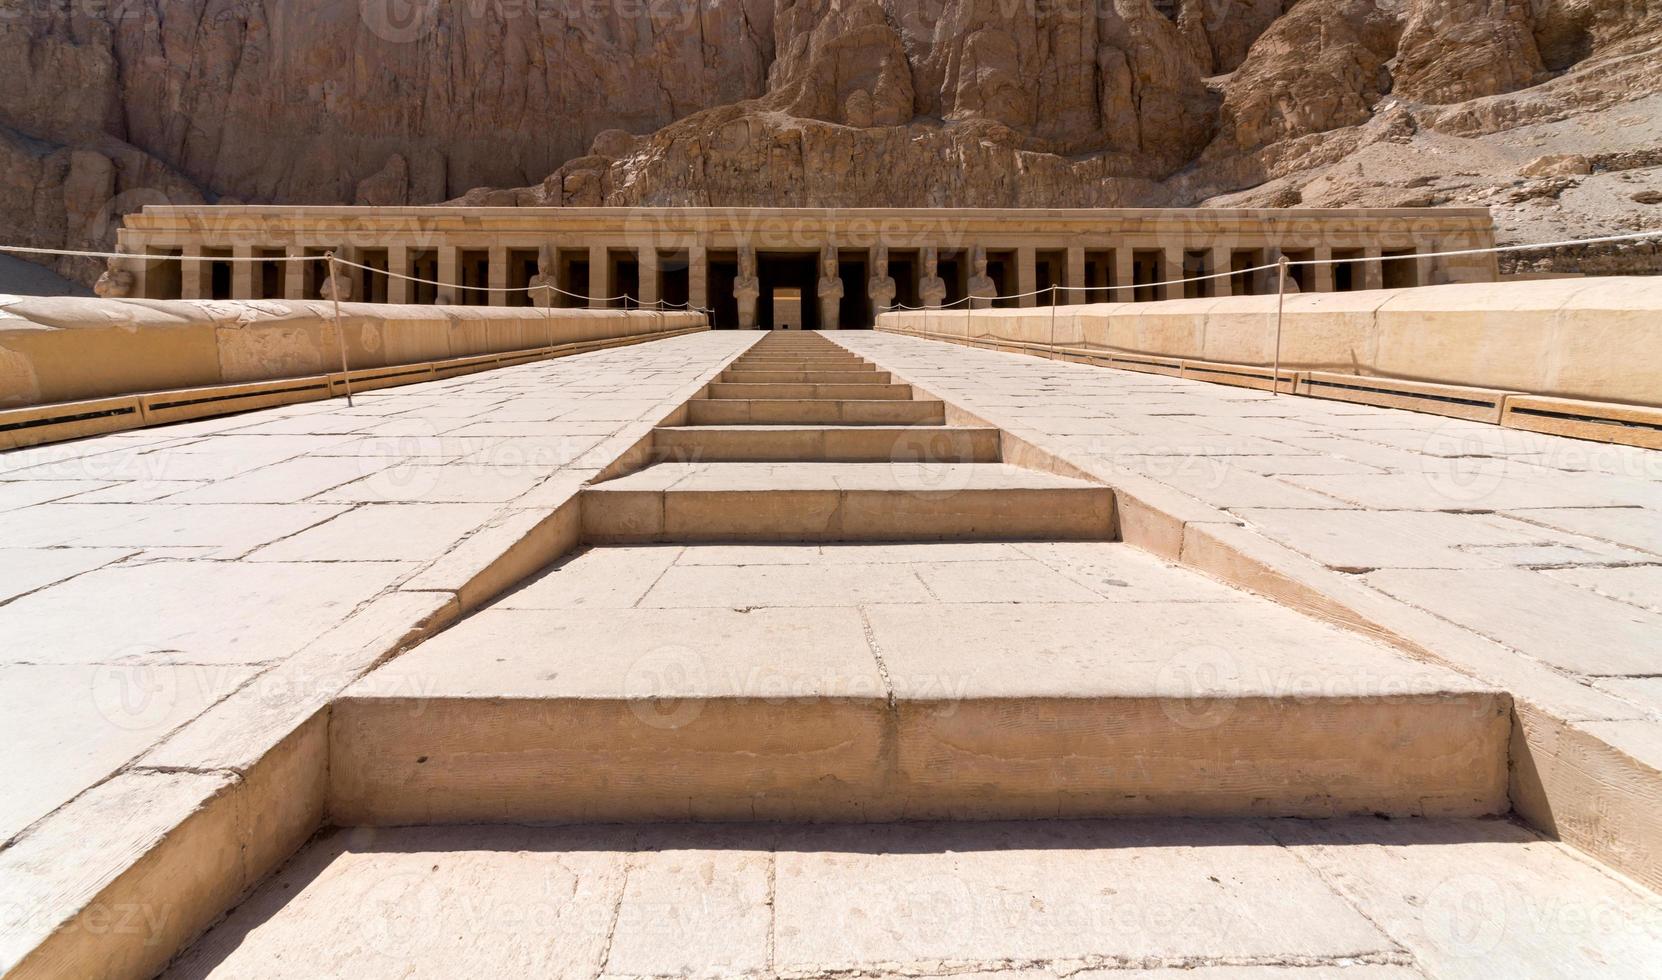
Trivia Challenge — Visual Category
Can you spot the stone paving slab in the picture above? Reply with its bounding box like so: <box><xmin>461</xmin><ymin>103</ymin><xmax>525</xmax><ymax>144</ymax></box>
<box><xmin>0</xmin><ymin>330</ymin><xmax>755</xmax><ymax>970</ymax></box>
<box><xmin>830</xmin><ymin>333</ymin><xmax>1662</xmax><ymax>733</ymax></box>
<box><xmin>830</xmin><ymin>331</ymin><xmax>1662</xmax><ymax>890</ymax></box>
<box><xmin>162</xmin><ymin>818</ymin><xmax>1662</xmax><ymax>979</ymax></box>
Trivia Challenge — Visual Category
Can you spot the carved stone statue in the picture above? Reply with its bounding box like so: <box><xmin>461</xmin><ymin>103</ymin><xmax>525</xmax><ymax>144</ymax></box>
<box><xmin>320</xmin><ymin>267</ymin><xmax>353</xmax><ymax>302</ymax></box>
<box><xmin>918</xmin><ymin>246</ymin><xmax>947</xmax><ymax>310</ymax></box>
<box><xmin>528</xmin><ymin>244</ymin><xmax>558</xmax><ymax>307</ymax></box>
<box><xmin>816</xmin><ymin>245</ymin><xmax>843</xmax><ymax>330</ymax></box>
<box><xmin>867</xmin><ymin>246</ymin><xmax>896</xmax><ymax>314</ymax></box>
<box><xmin>967</xmin><ymin>245</ymin><xmax>997</xmax><ymax>309</ymax></box>
<box><xmin>93</xmin><ymin>260</ymin><xmax>134</xmax><ymax>299</ymax></box>
<box><xmin>734</xmin><ymin>245</ymin><xmax>760</xmax><ymax>329</ymax></box>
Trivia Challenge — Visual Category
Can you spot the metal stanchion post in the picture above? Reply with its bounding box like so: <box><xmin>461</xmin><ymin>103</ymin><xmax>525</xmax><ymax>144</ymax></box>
<box><xmin>326</xmin><ymin>252</ymin><xmax>354</xmax><ymax>407</ymax></box>
<box><xmin>1048</xmin><ymin>283</ymin><xmax>1058</xmax><ymax>360</ymax></box>
<box><xmin>1272</xmin><ymin>256</ymin><xmax>1289</xmax><ymax>397</ymax></box>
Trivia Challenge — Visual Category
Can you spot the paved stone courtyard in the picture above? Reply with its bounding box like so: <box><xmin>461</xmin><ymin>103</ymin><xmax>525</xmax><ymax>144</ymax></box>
<box><xmin>3</xmin><ymin>327</ymin><xmax>1661</xmax><ymax>977</ymax></box>
<box><xmin>831</xmin><ymin>332</ymin><xmax>1662</xmax><ymax>765</ymax></box>
<box><xmin>0</xmin><ymin>332</ymin><xmax>755</xmax><ymax>848</ymax></box>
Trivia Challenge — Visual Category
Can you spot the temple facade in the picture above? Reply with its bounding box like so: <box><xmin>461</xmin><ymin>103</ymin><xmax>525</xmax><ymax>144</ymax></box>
<box><xmin>113</xmin><ymin>206</ymin><xmax>1499</xmax><ymax>329</ymax></box>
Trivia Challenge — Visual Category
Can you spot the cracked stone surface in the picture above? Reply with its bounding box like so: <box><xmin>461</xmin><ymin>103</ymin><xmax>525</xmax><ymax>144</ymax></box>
<box><xmin>0</xmin><ymin>332</ymin><xmax>754</xmax><ymax>849</ymax></box>
<box><xmin>163</xmin><ymin>819</ymin><xmax>1662</xmax><ymax>979</ymax></box>
<box><xmin>830</xmin><ymin>331</ymin><xmax>1662</xmax><ymax>772</ymax></box>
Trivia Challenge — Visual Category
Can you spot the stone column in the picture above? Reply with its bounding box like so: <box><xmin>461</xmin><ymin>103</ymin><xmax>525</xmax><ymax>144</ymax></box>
<box><xmin>1313</xmin><ymin>246</ymin><xmax>1335</xmax><ymax>293</ymax></box>
<box><xmin>387</xmin><ymin>245</ymin><xmax>410</xmax><ymax>304</ymax></box>
<box><xmin>1113</xmin><ymin>249</ymin><xmax>1134</xmax><ymax>303</ymax></box>
<box><xmin>1066</xmin><ymin>246</ymin><xmax>1086</xmax><ymax>304</ymax></box>
<box><xmin>688</xmin><ymin>245</ymin><xmax>708</xmax><ymax>313</ymax></box>
<box><xmin>231</xmin><ymin>245</ymin><xmax>255</xmax><ymax>299</ymax></box>
<box><xmin>1364</xmin><ymin>245</ymin><xmax>1385</xmax><ymax>290</ymax></box>
<box><xmin>180</xmin><ymin>245</ymin><xmax>206</xmax><ymax>300</ymax></box>
<box><xmin>589</xmin><ymin>244</ymin><xmax>610</xmax><ymax>309</ymax></box>
<box><xmin>285</xmin><ymin>245</ymin><xmax>307</xmax><ymax>300</ymax></box>
<box><xmin>1161</xmin><ymin>245</ymin><xmax>1184</xmax><ymax>301</ymax></box>
<box><xmin>488</xmin><ymin>244</ymin><xmax>509</xmax><ymax>306</ymax></box>
<box><xmin>437</xmin><ymin>247</ymin><xmax>460</xmax><ymax>305</ymax></box>
<box><xmin>1016</xmin><ymin>246</ymin><xmax>1037</xmax><ymax>308</ymax></box>
<box><xmin>1210</xmin><ymin>245</ymin><xmax>1232</xmax><ymax>298</ymax></box>
<box><xmin>639</xmin><ymin>248</ymin><xmax>660</xmax><ymax>309</ymax></box>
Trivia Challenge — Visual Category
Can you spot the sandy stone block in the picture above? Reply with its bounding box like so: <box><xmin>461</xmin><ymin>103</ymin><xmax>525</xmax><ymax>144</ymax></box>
<box><xmin>0</xmin><ymin>771</ymin><xmax>244</xmax><ymax>980</ymax></box>
<box><xmin>1282</xmin><ymin>467</ymin><xmax>1651</xmax><ymax>511</ymax></box>
<box><xmin>0</xmin><ymin>560</ymin><xmax>413</xmax><ymax>665</ymax></box>
<box><xmin>839</xmin><ymin>487</ymin><xmax>1112</xmax><ymax>541</ymax></box>
<box><xmin>319</xmin><ymin>462</ymin><xmax>546</xmax><ymax>504</ymax></box>
<box><xmin>581</xmin><ymin>488</ymin><xmax>667</xmax><ymax>541</ymax></box>
<box><xmin>1269</xmin><ymin>818</ymin><xmax>1662</xmax><ymax>978</ymax></box>
<box><xmin>1235</xmin><ymin>509</ymin><xmax>1571</xmax><ymax>571</ymax></box>
<box><xmin>0</xmin><ymin>662</ymin><xmax>255</xmax><ymax>843</ymax></box>
<box><xmin>248</xmin><ymin>502</ymin><xmax>501</xmax><ymax>562</ymax></box>
<box><xmin>1364</xmin><ymin>567</ymin><xmax>1662</xmax><ymax>676</ymax></box>
<box><xmin>664</xmin><ymin>488</ymin><xmax>843</xmax><ymax>540</ymax></box>
<box><xmin>55</xmin><ymin>479</ymin><xmax>210</xmax><ymax>503</ymax></box>
<box><xmin>606</xmin><ymin>832</ymin><xmax>772</xmax><ymax>976</ymax></box>
<box><xmin>0</xmin><ymin>502</ymin><xmax>346</xmax><ymax>554</ymax></box>
<box><xmin>496</xmin><ymin>545</ymin><xmax>682</xmax><ymax>609</ymax></box>
<box><xmin>1544</xmin><ymin>566</ymin><xmax>1662</xmax><ymax>614</ymax></box>
<box><xmin>1012</xmin><ymin>541</ymin><xmax>1245</xmax><ymax>602</ymax></box>
<box><xmin>166</xmin><ymin>456</ymin><xmax>397</xmax><ymax>503</ymax></box>
<box><xmin>772</xmin><ymin>821</ymin><xmax>1391</xmax><ymax>971</ymax></box>
<box><xmin>1506</xmin><ymin>506</ymin><xmax>1662</xmax><ymax>557</ymax></box>
<box><xmin>643</xmin><ymin>561</ymin><xmax>933</xmax><ymax>607</ymax></box>
<box><xmin>673</xmin><ymin>543</ymin><xmax>825</xmax><ymax>565</ymax></box>
<box><xmin>162</xmin><ymin>826</ymin><xmax>627</xmax><ymax>979</ymax></box>
<box><xmin>0</xmin><ymin>547</ymin><xmax>132</xmax><ymax>603</ymax></box>
<box><xmin>141</xmin><ymin>590</ymin><xmax>458</xmax><ymax>773</ymax></box>
<box><xmin>0</xmin><ymin>479</ymin><xmax>110</xmax><ymax>511</ymax></box>
<box><xmin>909</xmin><ymin>558</ymin><xmax>1105</xmax><ymax>603</ymax></box>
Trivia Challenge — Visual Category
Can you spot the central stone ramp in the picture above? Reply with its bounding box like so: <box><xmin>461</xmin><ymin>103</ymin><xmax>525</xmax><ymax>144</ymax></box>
<box><xmin>584</xmin><ymin>332</ymin><xmax>1114</xmax><ymax>541</ymax></box>
<box><xmin>329</xmin><ymin>542</ymin><xmax>1508</xmax><ymax>826</ymax></box>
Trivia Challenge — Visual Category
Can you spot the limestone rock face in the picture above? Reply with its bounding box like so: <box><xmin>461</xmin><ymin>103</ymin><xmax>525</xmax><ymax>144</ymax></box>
<box><xmin>2</xmin><ymin>0</ymin><xmax>1660</xmax><ymax>283</ymax></box>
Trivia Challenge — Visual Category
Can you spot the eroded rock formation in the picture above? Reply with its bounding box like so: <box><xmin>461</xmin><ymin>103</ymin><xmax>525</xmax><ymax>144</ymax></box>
<box><xmin>3</xmin><ymin>0</ymin><xmax>1660</xmax><ymax>285</ymax></box>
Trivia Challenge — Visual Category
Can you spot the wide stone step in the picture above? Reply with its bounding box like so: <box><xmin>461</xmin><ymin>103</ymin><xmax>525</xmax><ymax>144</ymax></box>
<box><xmin>653</xmin><ymin>425</ymin><xmax>1002</xmax><ymax>463</ymax></box>
<box><xmin>580</xmin><ymin>461</ymin><xmax>1114</xmax><ymax>542</ymax></box>
<box><xmin>687</xmin><ymin>398</ymin><xmax>945</xmax><ymax>425</ymax></box>
<box><xmin>721</xmin><ymin>369</ymin><xmax>887</xmax><ymax>383</ymax></box>
<box><xmin>706</xmin><ymin>382</ymin><xmax>914</xmax><ymax>400</ymax></box>
<box><xmin>329</xmin><ymin>544</ymin><xmax>1510</xmax><ymax>825</ymax></box>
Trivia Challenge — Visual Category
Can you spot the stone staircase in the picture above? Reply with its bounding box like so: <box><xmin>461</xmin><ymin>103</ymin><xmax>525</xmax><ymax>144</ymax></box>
<box><xmin>582</xmin><ymin>332</ymin><xmax>1116</xmax><ymax>542</ymax></box>
<box><xmin>328</xmin><ymin>332</ymin><xmax>1509</xmax><ymax>828</ymax></box>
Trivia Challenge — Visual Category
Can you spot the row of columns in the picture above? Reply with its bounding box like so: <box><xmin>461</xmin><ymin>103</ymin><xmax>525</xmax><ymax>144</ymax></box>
<box><xmin>168</xmin><ymin>241</ymin><xmax>1408</xmax><ymax>305</ymax></box>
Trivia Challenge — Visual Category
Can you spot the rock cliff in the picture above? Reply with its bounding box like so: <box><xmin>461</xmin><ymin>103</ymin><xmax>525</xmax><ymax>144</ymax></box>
<box><xmin>3</xmin><ymin>0</ymin><xmax>1659</xmax><ymax>286</ymax></box>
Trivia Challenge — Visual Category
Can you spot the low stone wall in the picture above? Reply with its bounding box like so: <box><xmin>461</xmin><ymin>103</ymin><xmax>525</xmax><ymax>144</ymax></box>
<box><xmin>0</xmin><ymin>297</ymin><xmax>705</xmax><ymax>408</ymax></box>
<box><xmin>877</xmin><ymin>278</ymin><xmax>1662</xmax><ymax>407</ymax></box>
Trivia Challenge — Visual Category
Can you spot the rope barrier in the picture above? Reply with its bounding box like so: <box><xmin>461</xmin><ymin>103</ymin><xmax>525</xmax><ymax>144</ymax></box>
<box><xmin>5</xmin><ymin>227</ymin><xmax>1655</xmax><ymax>321</ymax></box>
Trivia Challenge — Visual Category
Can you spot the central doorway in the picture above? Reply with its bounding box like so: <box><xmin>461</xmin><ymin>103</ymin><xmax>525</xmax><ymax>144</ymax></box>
<box><xmin>758</xmin><ymin>252</ymin><xmax>820</xmax><ymax>330</ymax></box>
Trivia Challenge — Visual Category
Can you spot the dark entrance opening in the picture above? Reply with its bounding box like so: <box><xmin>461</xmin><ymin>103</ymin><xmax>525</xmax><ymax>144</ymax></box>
<box><xmin>1332</xmin><ymin>248</ymin><xmax>1363</xmax><ymax>291</ymax></box>
<box><xmin>660</xmin><ymin>251</ymin><xmax>690</xmax><ymax>309</ymax></box>
<box><xmin>257</xmin><ymin>248</ymin><xmax>287</xmax><ymax>299</ymax></box>
<box><xmin>838</xmin><ymin>250</ymin><xmax>871</xmax><ymax>328</ymax></box>
<box><xmin>460</xmin><ymin>249</ymin><xmax>490</xmax><ymax>305</ymax></box>
<box><xmin>1232</xmin><ymin>248</ymin><xmax>1265</xmax><ymax>296</ymax></box>
<box><xmin>410</xmin><ymin>250</ymin><xmax>438</xmax><ymax>304</ymax></box>
<box><xmin>1132</xmin><ymin>249</ymin><xmax>1164</xmax><ymax>302</ymax></box>
<box><xmin>758</xmin><ymin>252</ymin><xmax>819</xmax><ymax>330</ymax></box>
<box><xmin>1383</xmin><ymin>249</ymin><xmax>1419</xmax><ymax>289</ymax></box>
<box><xmin>939</xmin><ymin>250</ymin><xmax>967</xmax><ymax>308</ymax></box>
<box><xmin>204</xmin><ymin>248</ymin><xmax>232</xmax><ymax>300</ymax></box>
<box><xmin>145</xmin><ymin>250</ymin><xmax>183</xmax><ymax>299</ymax></box>
<box><xmin>987</xmin><ymin>250</ymin><xmax>1017</xmax><ymax>307</ymax></box>
<box><xmin>1037</xmin><ymin>249</ymin><xmax>1067</xmax><ymax>305</ymax></box>
<box><xmin>708</xmin><ymin>253</ymin><xmax>739</xmax><ymax>328</ymax></box>
<box><xmin>357</xmin><ymin>248</ymin><xmax>390</xmax><ymax>304</ymax></box>
<box><xmin>889</xmin><ymin>250</ymin><xmax>919</xmax><ymax>310</ymax></box>
<box><xmin>507</xmin><ymin>248</ymin><xmax>538</xmax><ymax>307</ymax></box>
<box><xmin>557</xmin><ymin>249</ymin><xmax>588</xmax><ymax>308</ymax></box>
<box><xmin>1281</xmin><ymin>249</ymin><xmax>1313</xmax><ymax>292</ymax></box>
<box><xmin>1085</xmin><ymin>249</ymin><xmax>1114</xmax><ymax>303</ymax></box>
<box><xmin>610</xmin><ymin>251</ymin><xmax>640</xmax><ymax>308</ymax></box>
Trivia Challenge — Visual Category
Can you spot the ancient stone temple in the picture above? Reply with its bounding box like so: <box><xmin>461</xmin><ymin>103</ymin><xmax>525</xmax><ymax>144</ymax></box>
<box><xmin>111</xmin><ymin>205</ymin><xmax>1499</xmax><ymax>327</ymax></box>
